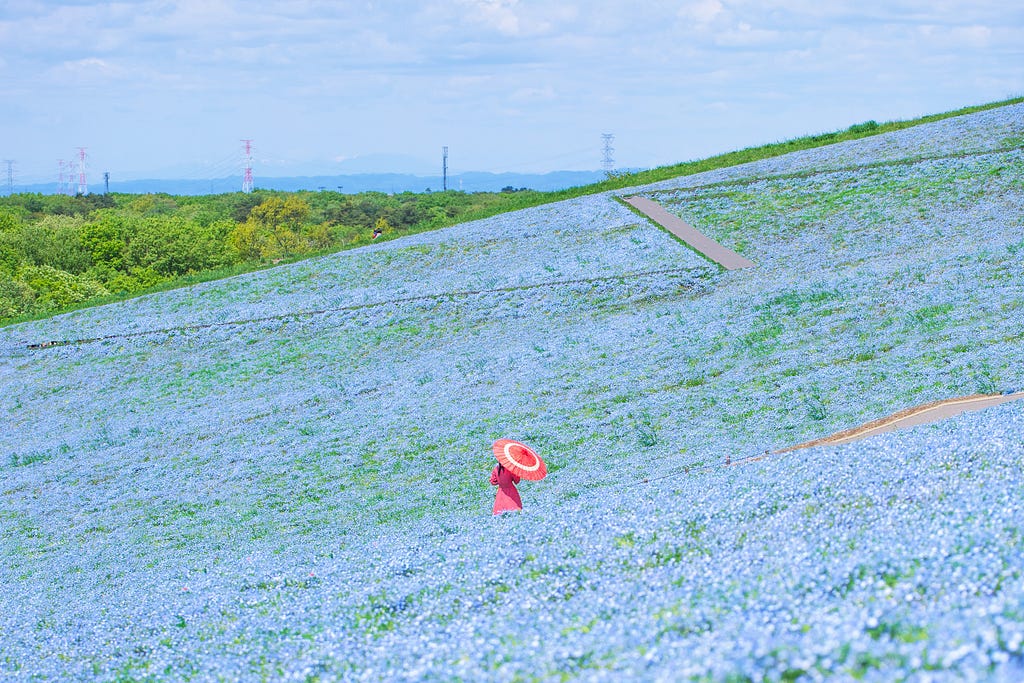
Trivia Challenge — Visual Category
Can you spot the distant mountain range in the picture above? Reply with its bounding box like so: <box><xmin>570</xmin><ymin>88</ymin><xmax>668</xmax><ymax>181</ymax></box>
<box><xmin>14</xmin><ymin>170</ymin><xmax>617</xmax><ymax>196</ymax></box>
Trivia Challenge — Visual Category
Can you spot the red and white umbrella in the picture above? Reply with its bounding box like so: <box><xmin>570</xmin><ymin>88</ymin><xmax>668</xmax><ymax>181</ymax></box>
<box><xmin>492</xmin><ymin>439</ymin><xmax>547</xmax><ymax>481</ymax></box>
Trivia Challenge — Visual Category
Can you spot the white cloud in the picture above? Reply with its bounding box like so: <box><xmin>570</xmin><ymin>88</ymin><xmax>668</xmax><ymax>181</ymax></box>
<box><xmin>950</xmin><ymin>24</ymin><xmax>993</xmax><ymax>47</ymax></box>
<box><xmin>45</xmin><ymin>57</ymin><xmax>129</xmax><ymax>85</ymax></box>
<box><xmin>715</xmin><ymin>21</ymin><xmax>783</xmax><ymax>47</ymax></box>
<box><xmin>509</xmin><ymin>85</ymin><xmax>556</xmax><ymax>102</ymax></box>
<box><xmin>448</xmin><ymin>75</ymin><xmax>495</xmax><ymax>88</ymax></box>
<box><xmin>679</xmin><ymin>0</ymin><xmax>724</xmax><ymax>27</ymax></box>
<box><xmin>452</xmin><ymin>0</ymin><xmax>580</xmax><ymax>38</ymax></box>
<box><xmin>913</xmin><ymin>22</ymin><xmax>995</xmax><ymax>49</ymax></box>
<box><xmin>457</xmin><ymin>0</ymin><xmax>528</xmax><ymax>37</ymax></box>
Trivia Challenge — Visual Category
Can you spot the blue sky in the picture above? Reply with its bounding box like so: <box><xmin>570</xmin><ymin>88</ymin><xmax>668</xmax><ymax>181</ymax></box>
<box><xmin>1</xmin><ymin>0</ymin><xmax>1021</xmax><ymax>185</ymax></box>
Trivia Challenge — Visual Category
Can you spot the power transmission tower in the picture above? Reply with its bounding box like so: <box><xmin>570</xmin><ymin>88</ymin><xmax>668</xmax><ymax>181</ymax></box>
<box><xmin>104</xmin><ymin>171</ymin><xmax>110</xmax><ymax>194</ymax></box>
<box><xmin>241</xmin><ymin>139</ymin><xmax>254</xmax><ymax>193</ymax></box>
<box><xmin>442</xmin><ymin>146</ymin><xmax>448</xmax><ymax>191</ymax></box>
<box><xmin>601</xmin><ymin>133</ymin><xmax>615</xmax><ymax>175</ymax></box>
<box><xmin>3</xmin><ymin>160</ymin><xmax>13</xmax><ymax>196</ymax></box>
<box><xmin>76</xmin><ymin>147</ymin><xmax>88</xmax><ymax>195</ymax></box>
<box><xmin>57</xmin><ymin>159</ymin><xmax>66</xmax><ymax>195</ymax></box>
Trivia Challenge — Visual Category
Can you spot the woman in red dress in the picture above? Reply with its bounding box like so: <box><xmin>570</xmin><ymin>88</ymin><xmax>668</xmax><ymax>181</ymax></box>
<box><xmin>490</xmin><ymin>462</ymin><xmax>523</xmax><ymax>514</ymax></box>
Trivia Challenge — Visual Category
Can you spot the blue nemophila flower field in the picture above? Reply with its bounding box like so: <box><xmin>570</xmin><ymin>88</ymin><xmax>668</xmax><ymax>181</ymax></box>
<box><xmin>1</xmin><ymin>103</ymin><xmax>1023</xmax><ymax>681</ymax></box>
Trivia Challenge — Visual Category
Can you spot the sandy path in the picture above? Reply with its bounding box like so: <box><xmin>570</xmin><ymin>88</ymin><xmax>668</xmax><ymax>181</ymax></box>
<box><xmin>777</xmin><ymin>391</ymin><xmax>1024</xmax><ymax>453</ymax></box>
<box><xmin>636</xmin><ymin>391</ymin><xmax>1024</xmax><ymax>483</ymax></box>
<box><xmin>624</xmin><ymin>196</ymin><xmax>756</xmax><ymax>270</ymax></box>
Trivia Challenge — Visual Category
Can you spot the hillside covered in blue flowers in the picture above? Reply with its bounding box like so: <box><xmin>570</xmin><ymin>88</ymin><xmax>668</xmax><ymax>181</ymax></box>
<box><xmin>1</xmin><ymin>102</ymin><xmax>1023</xmax><ymax>680</ymax></box>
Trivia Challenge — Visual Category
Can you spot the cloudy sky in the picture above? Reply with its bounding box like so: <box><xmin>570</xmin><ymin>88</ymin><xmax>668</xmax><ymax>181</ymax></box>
<box><xmin>1</xmin><ymin>0</ymin><xmax>1021</xmax><ymax>184</ymax></box>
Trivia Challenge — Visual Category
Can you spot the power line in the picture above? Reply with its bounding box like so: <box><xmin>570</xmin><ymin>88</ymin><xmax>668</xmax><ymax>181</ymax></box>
<box><xmin>442</xmin><ymin>146</ymin><xmax>448</xmax><ymax>191</ymax></box>
<box><xmin>240</xmin><ymin>139</ymin><xmax>254</xmax><ymax>192</ymax></box>
<box><xmin>3</xmin><ymin>160</ymin><xmax>13</xmax><ymax>195</ymax></box>
<box><xmin>601</xmin><ymin>133</ymin><xmax>615</xmax><ymax>174</ymax></box>
<box><xmin>440</xmin><ymin>141</ymin><xmax>606</xmax><ymax>176</ymax></box>
<box><xmin>77</xmin><ymin>147</ymin><xmax>88</xmax><ymax>195</ymax></box>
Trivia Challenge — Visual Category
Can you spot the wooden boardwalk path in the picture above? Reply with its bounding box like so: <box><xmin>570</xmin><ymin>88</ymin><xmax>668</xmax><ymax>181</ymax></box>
<box><xmin>625</xmin><ymin>196</ymin><xmax>755</xmax><ymax>270</ymax></box>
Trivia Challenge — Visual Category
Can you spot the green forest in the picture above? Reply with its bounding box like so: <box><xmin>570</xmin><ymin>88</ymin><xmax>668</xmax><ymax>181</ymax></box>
<box><xmin>0</xmin><ymin>187</ymin><xmax>545</xmax><ymax>324</ymax></box>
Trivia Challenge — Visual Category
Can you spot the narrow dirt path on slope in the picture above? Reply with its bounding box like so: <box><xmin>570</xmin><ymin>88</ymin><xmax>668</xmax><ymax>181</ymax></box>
<box><xmin>623</xmin><ymin>196</ymin><xmax>756</xmax><ymax>270</ymax></box>
<box><xmin>775</xmin><ymin>391</ymin><xmax>1024</xmax><ymax>454</ymax></box>
<box><xmin>635</xmin><ymin>391</ymin><xmax>1024</xmax><ymax>485</ymax></box>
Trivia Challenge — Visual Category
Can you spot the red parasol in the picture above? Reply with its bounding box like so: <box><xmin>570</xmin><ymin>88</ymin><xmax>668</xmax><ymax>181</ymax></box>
<box><xmin>492</xmin><ymin>439</ymin><xmax>547</xmax><ymax>481</ymax></box>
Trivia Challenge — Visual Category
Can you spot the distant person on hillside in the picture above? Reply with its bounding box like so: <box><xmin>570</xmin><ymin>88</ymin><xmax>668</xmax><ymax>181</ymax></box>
<box><xmin>490</xmin><ymin>462</ymin><xmax>523</xmax><ymax>514</ymax></box>
<box><xmin>372</xmin><ymin>227</ymin><xmax>383</xmax><ymax>239</ymax></box>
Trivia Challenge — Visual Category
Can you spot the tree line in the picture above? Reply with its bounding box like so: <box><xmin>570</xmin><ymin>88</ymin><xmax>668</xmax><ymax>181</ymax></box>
<box><xmin>0</xmin><ymin>188</ymin><xmax>544</xmax><ymax>323</ymax></box>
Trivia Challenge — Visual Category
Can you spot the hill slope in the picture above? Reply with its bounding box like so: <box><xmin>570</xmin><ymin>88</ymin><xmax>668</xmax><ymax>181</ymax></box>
<box><xmin>1</xmin><ymin>102</ymin><xmax>1023</xmax><ymax>680</ymax></box>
